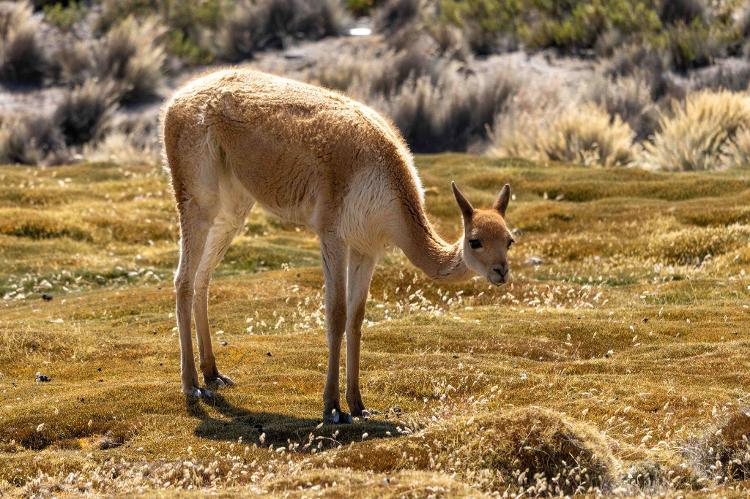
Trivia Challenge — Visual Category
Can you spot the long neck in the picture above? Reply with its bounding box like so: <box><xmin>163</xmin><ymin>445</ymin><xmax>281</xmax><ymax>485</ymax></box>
<box><xmin>389</xmin><ymin>181</ymin><xmax>473</xmax><ymax>282</ymax></box>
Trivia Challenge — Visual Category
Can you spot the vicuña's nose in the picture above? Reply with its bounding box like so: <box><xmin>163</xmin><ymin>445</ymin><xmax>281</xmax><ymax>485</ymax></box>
<box><xmin>492</xmin><ymin>265</ymin><xmax>507</xmax><ymax>277</ymax></box>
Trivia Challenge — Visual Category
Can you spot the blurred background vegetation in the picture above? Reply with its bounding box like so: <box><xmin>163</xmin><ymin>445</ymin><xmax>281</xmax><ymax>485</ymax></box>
<box><xmin>3</xmin><ymin>0</ymin><xmax>750</xmax><ymax>171</ymax></box>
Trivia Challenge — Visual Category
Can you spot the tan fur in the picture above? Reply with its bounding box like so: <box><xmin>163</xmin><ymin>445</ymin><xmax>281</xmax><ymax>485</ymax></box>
<box><xmin>162</xmin><ymin>69</ymin><xmax>514</xmax><ymax>421</ymax></box>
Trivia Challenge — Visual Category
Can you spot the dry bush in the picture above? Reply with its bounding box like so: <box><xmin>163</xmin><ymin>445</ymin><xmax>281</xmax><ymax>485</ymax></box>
<box><xmin>53</xmin><ymin>80</ymin><xmax>118</xmax><ymax>146</ymax></box>
<box><xmin>326</xmin><ymin>407</ymin><xmax>618</xmax><ymax>495</ymax></box>
<box><xmin>643</xmin><ymin>90</ymin><xmax>750</xmax><ymax>171</ymax></box>
<box><xmin>495</xmin><ymin>103</ymin><xmax>635</xmax><ymax>167</ymax></box>
<box><xmin>589</xmin><ymin>73</ymin><xmax>660</xmax><ymax>141</ymax></box>
<box><xmin>95</xmin><ymin>16</ymin><xmax>166</xmax><ymax>104</ymax></box>
<box><xmin>50</xmin><ymin>38</ymin><xmax>94</xmax><ymax>86</ymax></box>
<box><xmin>378</xmin><ymin>67</ymin><xmax>516</xmax><ymax>153</ymax></box>
<box><xmin>689</xmin><ymin>61</ymin><xmax>750</xmax><ymax>93</ymax></box>
<box><xmin>0</xmin><ymin>1</ymin><xmax>48</xmax><ymax>85</ymax></box>
<box><xmin>688</xmin><ymin>409</ymin><xmax>750</xmax><ymax>482</ymax></box>
<box><xmin>659</xmin><ymin>0</ymin><xmax>705</xmax><ymax>25</ymax></box>
<box><xmin>219</xmin><ymin>0</ymin><xmax>344</xmax><ymax>61</ymax></box>
<box><xmin>374</xmin><ymin>0</ymin><xmax>420</xmax><ymax>35</ymax></box>
<box><xmin>0</xmin><ymin>115</ymin><xmax>67</xmax><ymax>166</ymax></box>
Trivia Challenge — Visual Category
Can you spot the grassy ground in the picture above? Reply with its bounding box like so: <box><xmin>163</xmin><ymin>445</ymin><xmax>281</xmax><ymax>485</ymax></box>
<box><xmin>1</xmin><ymin>155</ymin><xmax>749</xmax><ymax>496</ymax></box>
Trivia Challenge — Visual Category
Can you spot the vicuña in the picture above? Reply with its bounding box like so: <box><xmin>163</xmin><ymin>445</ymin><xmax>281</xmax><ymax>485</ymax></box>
<box><xmin>162</xmin><ymin>69</ymin><xmax>515</xmax><ymax>423</ymax></box>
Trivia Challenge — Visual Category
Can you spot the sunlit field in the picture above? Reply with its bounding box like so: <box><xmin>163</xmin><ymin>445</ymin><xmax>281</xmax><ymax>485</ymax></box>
<box><xmin>1</xmin><ymin>155</ymin><xmax>749</xmax><ymax>496</ymax></box>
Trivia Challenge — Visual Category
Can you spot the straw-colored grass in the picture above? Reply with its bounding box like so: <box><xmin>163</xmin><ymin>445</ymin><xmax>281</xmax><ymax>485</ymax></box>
<box><xmin>1</xmin><ymin>155</ymin><xmax>749</xmax><ymax>496</ymax></box>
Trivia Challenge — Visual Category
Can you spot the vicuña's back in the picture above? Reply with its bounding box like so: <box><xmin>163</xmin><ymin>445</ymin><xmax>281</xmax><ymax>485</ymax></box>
<box><xmin>163</xmin><ymin>69</ymin><xmax>422</xmax><ymax>253</ymax></box>
<box><xmin>163</xmin><ymin>69</ymin><xmax>514</xmax><ymax>423</ymax></box>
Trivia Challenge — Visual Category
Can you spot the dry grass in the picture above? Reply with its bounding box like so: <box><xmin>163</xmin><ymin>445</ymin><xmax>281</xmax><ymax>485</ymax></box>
<box><xmin>95</xmin><ymin>16</ymin><xmax>166</xmax><ymax>104</ymax></box>
<box><xmin>643</xmin><ymin>90</ymin><xmax>750</xmax><ymax>171</ymax></box>
<box><xmin>495</xmin><ymin>104</ymin><xmax>635</xmax><ymax>167</ymax></box>
<box><xmin>0</xmin><ymin>1</ymin><xmax>48</xmax><ymax>85</ymax></box>
<box><xmin>1</xmin><ymin>155</ymin><xmax>750</xmax><ymax>496</ymax></box>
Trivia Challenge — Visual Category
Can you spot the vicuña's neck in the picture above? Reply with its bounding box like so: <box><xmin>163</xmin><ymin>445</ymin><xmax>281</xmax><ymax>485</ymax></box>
<box><xmin>389</xmin><ymin>185</ymin><xmax>472</xmax><ymax>282</ymax></box>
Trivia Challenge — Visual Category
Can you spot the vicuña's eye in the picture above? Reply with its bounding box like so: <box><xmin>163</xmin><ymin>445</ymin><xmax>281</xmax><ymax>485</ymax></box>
<box><xmin>469</xmin><ymin>239</ymin><xmax>482</xmax><ymax>249</ymax></box>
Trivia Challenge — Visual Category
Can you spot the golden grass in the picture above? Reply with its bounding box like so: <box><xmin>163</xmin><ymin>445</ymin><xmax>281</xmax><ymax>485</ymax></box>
<box><xmin>1</xmin><ymin>155</ymin><xmax>750</xmax><ymax>496</ymax></box>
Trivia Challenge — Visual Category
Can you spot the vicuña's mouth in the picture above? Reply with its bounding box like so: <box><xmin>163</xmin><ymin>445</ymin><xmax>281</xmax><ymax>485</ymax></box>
<box><xmin>488</xmin><ymin>274</ymin><xmax>508</xmax><ymax>286</ymax></box>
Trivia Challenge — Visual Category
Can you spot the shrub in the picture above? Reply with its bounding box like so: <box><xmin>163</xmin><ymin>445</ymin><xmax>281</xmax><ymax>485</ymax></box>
<box><xmin>589</xmin><ymin>74</ymin><xmax>659</xmax><ymax>140</ymax></box>
<box><xmin>0</xmin><ymin>115</ymin><xmax>67</xmax><ymax>166</ymax></box>
<box><xmin>0</xmin><ymin>1</ymin><xmax>48</xmax><ymax>85</ymax></box>
<box><xmin>540</xmin><ymin>104</ymin><xmax>635</xmax><ymax>166</ymax></box>
<box><xmin>219</xmin><ymin>0</ymin><xmax>344</xmax><ymax>61</ymax></box>
<box><xmin>664</xmin><ymin>20</ymin><xmax>722</xmax><ymax>72</ymax></box>
<box><xmin>658</xmin><ymin>0</ymin><xmax>704</xmax><ymax>25</ymax></box>
<box><xmin>51</xmin><ymin>38</ymin><xmax>94</xmax><ymax>85</ymax></box>
<box><xmin>53</xmin><ymin>80</ymin><xmax>118</xmax><ymax>146</ymax></box>
<box><xmin>43</xmin><ymin>1</ymin><xmax>86</xmax><ymax>31</ymax></box>
<box><xmin>688</xmin><ymin>409</ymin><xmax>750</xmax><ymax>482</ymax></box>
<box><xmin>373</xmin><ymin>0</ymin><xmax>419</xmax><ymax>35</ymax></box>
<box><xmin>385</xmin><ymin>68</ymin><xmax>516</xmax><ymax>153</ymax></box>
<box><xmin>95</xmin><ymin>16</ymin><xmax>166</xmax><ymax>104</ymax></box>
<box><xmin>495</xmin><ymin>103</ymin><xmax>635</xmax><ymax>167</ymax></box>
<box><xmin>643</xmin><ymin>91</ymin><xmax>750</xmax><ymax>171</ymax></box>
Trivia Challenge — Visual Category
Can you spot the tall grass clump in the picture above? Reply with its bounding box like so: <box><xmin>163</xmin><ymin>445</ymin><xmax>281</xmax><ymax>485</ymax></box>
<box><xmin>0</xmin><ymin>115</ymin><xmax>67</xmax><ymax>166</ymax></box>
<box><xmin>495</xmin><ymin>104</ymin><xmax>635</xmax><ymax>167</ymax></box>
<box><xmin>95</xmin><ymin>16</ymin><xmax>166</xmax><ymax>104</ymax></box>
<box><xmin>219</xmin><ymin>0</ymin><xmax>344</xmax><ymax>62</ymax></box>
<box><xmin>53</xmin><ymin>80</ymin><xmax>118</xmax><ymax>146</ymax></box>
<box><xmin>589</xmin><ymin>73</ymin><xmax>659</xmax><ymax>140</ymax></box>
<box><xmin>0</xmin><ymin>1</ymin><xmax>48</xmax><ymax>85</ymax></box>
<box><xmin>384</xmin><ymin>68</ymin><xmax>516</xmax><ymax>153</ymax></box>
<box><xmin>643</xmin><ymin>91</ymin><xmax>750</xmax><ymax>171</ymax></box>
<box><xmin>688</xmin><ymin>409</ymin><xmax>750</xmax><ymax>482</ymax></box>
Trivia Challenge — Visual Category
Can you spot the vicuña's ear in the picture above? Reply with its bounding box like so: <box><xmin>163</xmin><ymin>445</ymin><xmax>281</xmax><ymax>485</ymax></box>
<box><xmin>493</xmin><ymin>184</ymin><xmax>511</xmax><ymax>217</ymax></box>
<box><xmin>451</xmin><ymin>181</ymin><xmax>473</xmax><ymax>222</ymax></box>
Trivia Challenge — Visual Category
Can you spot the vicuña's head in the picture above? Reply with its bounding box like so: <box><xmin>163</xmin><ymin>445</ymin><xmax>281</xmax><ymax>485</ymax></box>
<box><xmin>452</xmin><ymin>182</ymin><xmax>514</xmax><ymax>286</ymax></box>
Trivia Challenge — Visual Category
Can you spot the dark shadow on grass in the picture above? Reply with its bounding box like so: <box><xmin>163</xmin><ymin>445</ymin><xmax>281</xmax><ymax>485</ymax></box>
<box><xmin>188</xmin><ymin>393</ymin><xmax>400</xmax><ymax>448</ymax></box>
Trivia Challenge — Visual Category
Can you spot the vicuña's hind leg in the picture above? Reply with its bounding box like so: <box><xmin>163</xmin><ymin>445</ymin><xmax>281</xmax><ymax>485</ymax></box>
<box><xmin>345</xmin><ymin>249</ymin><xmax>376</xmax><ymax>418</ymax></box>
<box><xmin>321</xmin><ymin>235</ymin><xmax>349</xmax><ymax>424</ymax></box>
<box><xmin>194</xmin><ymin>206</ymin><xmax>251</xmax><ymax>388</ymax></box>
<box><xmin>174</xmin><ymin>201</ymin><xmax>213</xmax><ymax>397</ymax></box>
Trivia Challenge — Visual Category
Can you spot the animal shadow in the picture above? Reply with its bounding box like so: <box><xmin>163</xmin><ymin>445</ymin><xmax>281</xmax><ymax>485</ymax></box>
<box><xmin>188</xmin><ymin>393</ymin><xmax>400</xmax><ymax>448</ymax></box>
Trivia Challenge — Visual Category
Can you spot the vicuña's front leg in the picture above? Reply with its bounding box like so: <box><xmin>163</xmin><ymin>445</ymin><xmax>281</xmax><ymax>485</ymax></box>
<box><xmin>321</xmin><ymin>236</ymin><xmax>350</xmax><ymax>424</ymax></box>
<box><xmin>346</xmin><ymin>249</ymin><xmax>376</xmax><ymax>418</ymax></box>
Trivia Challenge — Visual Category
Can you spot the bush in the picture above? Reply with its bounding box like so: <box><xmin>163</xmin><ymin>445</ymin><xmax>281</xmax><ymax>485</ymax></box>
<box><xmin>385</xmin><ymin>68</ymin><xmax>516</xmax><ymax>153</ymax></box>
<box><xmin>373</xmin><ymin>0</ymin><xmax>419</xmax><ymax>35</ymax></box>
<box><xmin>643</xmin><ymin>91</ymin><xmax>750</xmax><ymax>171</ymax></box>
<box><xmin>590</xmin><ymin>74</ymin><xmax>659</xmax><ymax>140</ymax></box>
<box><xmin>0</xmin><ymin>115</ymin><xmax>67</xmax><ymax>166</ymax></box>
<box><xmin>53</xmin><ymin>80</ymin><xmax>118</xmax><ymax>146</ymax></box>
<box><xmin>50</xmin><ymin>38</ymin><xmax>94</xmax><ymax>85</ymax></box>
<box><xmin>95</xmin><ymin>16</ymin><xmax>166</xmax><ymax>104</ymax></box>
<box><xmin>658</xmin><ymin>0</ymin><xmax>704</xmax><ymax>25</ymax></box>
<box><xmin>0</xmin><ymin>1</ymin><xmax>48</xmax><ymax>85</ymax></box>
<box><xmin>689</xmin><ymin>409</ymin><xmax>750</xmax><ymax>482</ymax></box>
<box><xmin>495</xmin><ymin>103</ymin><xmax>635</xmax><ymax>167</ymax></box>
<box><xmin>219</xmin><ymin>0</ymin><xmax>344</xmax><ymax>61</ymax></box>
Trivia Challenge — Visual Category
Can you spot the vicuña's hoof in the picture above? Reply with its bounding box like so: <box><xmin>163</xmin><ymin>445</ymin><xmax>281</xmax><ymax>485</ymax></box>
<box><xmin>323</xmin><ymin>409</ymin><xmax>352</xmax><ymax>425</ymax></box>
<box><xmin>205</xmin><ymin>373</ymin><xmax>235</xmax><ymax>389</ymax></box>
<box><xmin>184</xmin><ymin>386</ymin><xmax>203</xmax><ymax>398</ymax></box>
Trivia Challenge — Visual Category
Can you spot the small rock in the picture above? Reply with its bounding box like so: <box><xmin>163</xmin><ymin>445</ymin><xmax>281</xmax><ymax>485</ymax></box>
<box><xmin>35</xmin><ymin>373</ymin><xmax>51</xmax><ymax>382</ymax></box>
<box><xmin>221</xmin><ymin>341</ymin><xmax>228</xmax><ymax>346</ymax></box>
<box><xmin>511</xmin><ymin>227</ymin><xmax>525</xmax><ymax>237</ymax></box>
<box><xmin>98</xmin><ymin>436</ymin><xmax>123</xmax><ymax>450</ymax></box>
<box><xmin>391</xmin><ymin>405</ymin><xmax>402</xmax><ymax>414</ymax></box>
<box><xmin>41</xmin><ymin>293</ymin><xmax>53</xmax><ymax>302</ymax></box>
<box><xmin>526</xmin><ymin>256</ymin><xmax>544</xmax><ymax>266</ymax></box>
